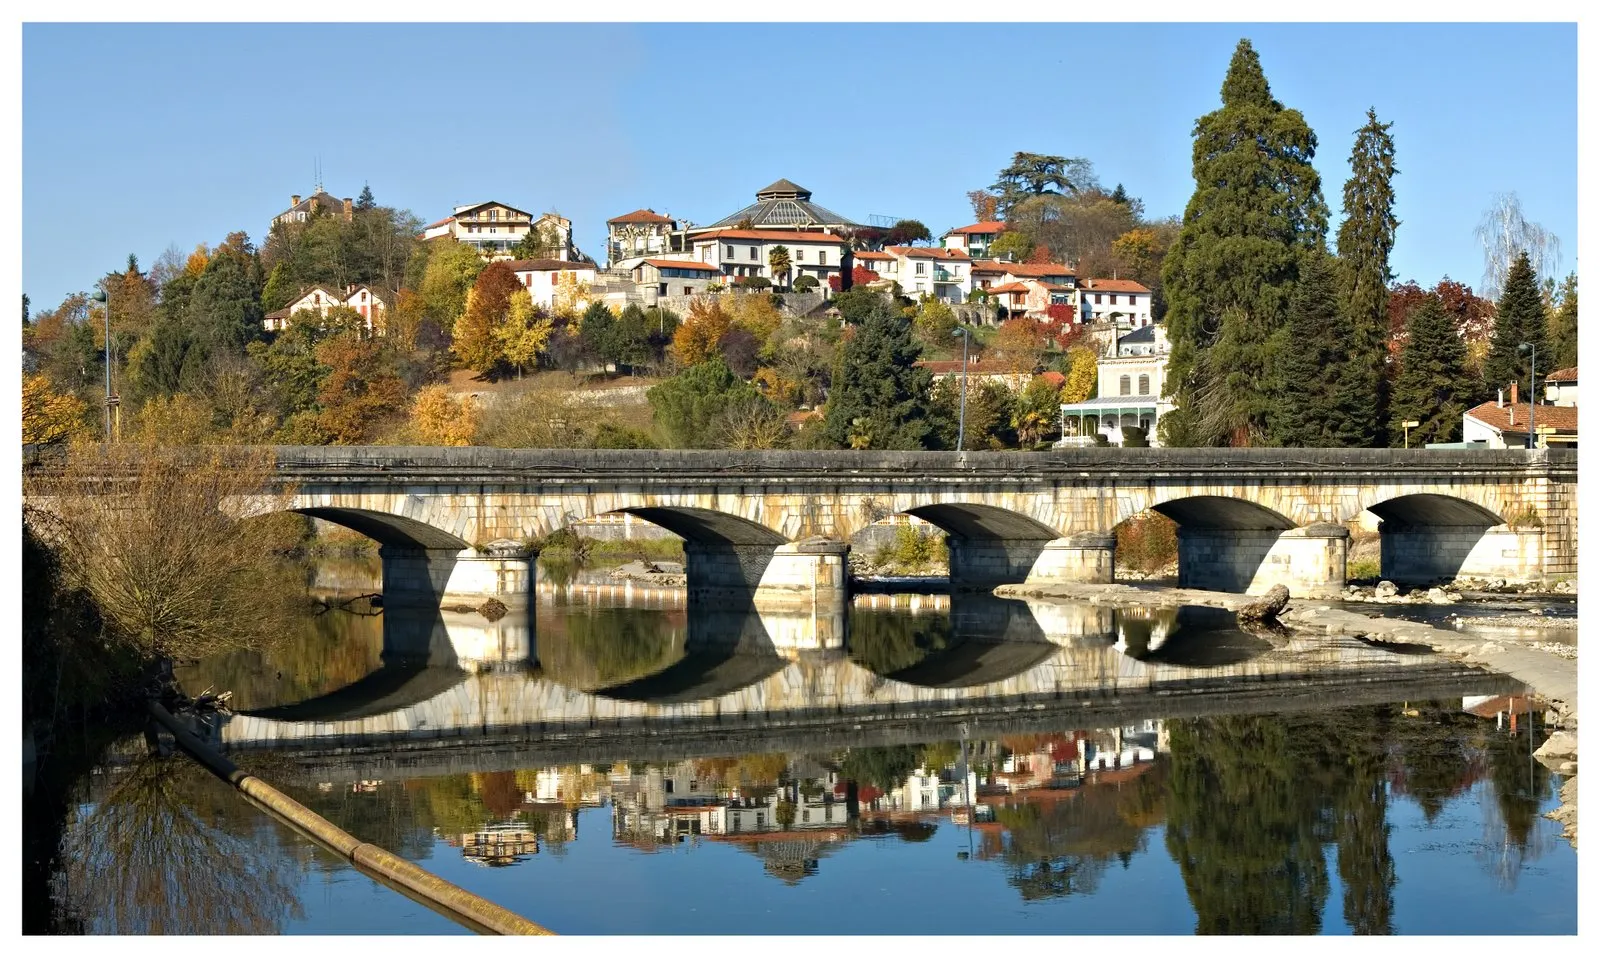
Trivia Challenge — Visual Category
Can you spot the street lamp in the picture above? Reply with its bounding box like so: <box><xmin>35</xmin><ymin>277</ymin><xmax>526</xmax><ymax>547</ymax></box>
<box><xmin>91</xmin><ymin>288</ymin><xmax>113</xmax><ymax>442</ymax></box>
<box><xmin>953</xmin><ymin>326</ymin><xmax>971</xmax><ymax>453</ymax></box>
<box><xmin>1401</xmin><ymin>419</ymin><xmax>1420</xmax><ymax>449</ymax></box>
<box><xmin>1517</xmin><ymin>342</ymin><xmax>1537</xmax><ymax>449</ymax></box>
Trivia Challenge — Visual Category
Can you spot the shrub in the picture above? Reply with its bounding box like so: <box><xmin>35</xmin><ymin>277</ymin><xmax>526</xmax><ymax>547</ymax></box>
<box><xmin>734</xmin><ymin>276</ymin><xmax>772</xmax><ymax>290</ymax></box>
<box><xmin>1116</xmin><ymin>511</ymin><xmax>1178</xmax><ymax>574</ymax></box>
<box><xmin>793</xmin><ymin>275</ymin><xmax>819</xmax><ymax>292</ymax></box>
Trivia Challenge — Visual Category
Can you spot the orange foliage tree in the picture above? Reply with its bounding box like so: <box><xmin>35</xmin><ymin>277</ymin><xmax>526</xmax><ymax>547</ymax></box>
<box><xmin>452</xmin><ymin>261</ymin><xmax>523</xmax><ymax>375</ymax></box>
<box><xmin>670</xmin><ymin>297</ymin><xmax>731</xmax><ymax>367</ymax></box>
<box><xmin>314</xmin><ymin>335</ymin><xmax>406</xmax><ymax>443</ymax></box>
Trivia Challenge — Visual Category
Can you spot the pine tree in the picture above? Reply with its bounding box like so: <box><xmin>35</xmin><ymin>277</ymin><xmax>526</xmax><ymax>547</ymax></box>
<box><xmin>822</xmin><ymin>297</ymin><xmax>936</xmax><ymax>450</ymax></box>
<box><xmin>1335</xmin><ymin>108</ymin><xmax>1399</xmax><ymax>446</ymax></box>
<box><xmin>356</xmin><ymin>183</ymin><xmax>376</xmax><ymax>211</ymax></box>
<box><xmin>1546</xmin><ymin>273</ymin><xmax>1577</xmax><ymax>371</ymax></box>
<box><xmin>1160</xmin><ymin>39</ymin><xmax>1330</xmax><ymax>446</ymax></box>
<box><xmin>1389</xmin><ymin>296</ymin><xmax>1473</xmax><ymax>446</ymax></box>
<box><xmin>1268</xmin><ymin>250</ymin><xmax>1366</xmax><ymax>447</ymax></box>
<box><xmin>1480</xmin><ymin>252</ymin><xmax>1547</xmax><ymax>401</ymax></box>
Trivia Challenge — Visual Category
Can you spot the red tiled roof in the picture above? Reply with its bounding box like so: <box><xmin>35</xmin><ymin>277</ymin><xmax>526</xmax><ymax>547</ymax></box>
<box><xmin>694</xmin><ymin>229</ymin><xmax>847</xmax><ymax>244</ymax></box>
<box><xmin>971</xmin><ymin>260</ymin><xmax>1012</xmax><ymax>273</ymax></box>
<box><xmin>1546</xmin><ymin>366</ymin><xmax>1578</xmax><ymax>383</ymax></box>
<box><xmin>641</xmin><ymin>258</ymin><xmax>719</xmax><ymax>271</ymax></box>
<box><xmin>851</xmin><ymin>250</ymin><xmax>894</xmax><ymax>260</ymax></box>
<box><xmin>1039</xmin><ymin>282</ymin><xmax>1072</xmax><ymax>292</ymax></box>
<box><xmin>946</xmin><ymin>221</ymin><xmax>1008</xmax><ymax>235</ymax></box>
<box><xmin>608</xmin><ymin>208</ymin><xmax>674</xmax><ymax>224</ymax></box>
<box><xmin>1084</xmin><ymin>278</ymin><xmax>1150</xmax><ymax>293</ymax></box>
<box><xmin>886</xmin><ymin>245</ymin><xmax>970</xmax><ymax>260</ymax></box>
<box><xmin>1004</xmin><ymin>263</ymin><xmax>1076</xmax><ymax>279</ymax></box>
<box><xmin>1464</xmin><ymin>401</ymin><xmax>1579</xmax><ymax>434</ymax></box>
<box><xmin>424</xmin><ymin>216</ymin><xmax>456</xmax><ymax>229</ymax></box>
<box><xmin>506</xmin><ymin>258</ymin><xmax>596</xmax><ymax>272</ymax></box>
<box><xmin>1037</xmin><ymin>371</ymin><xmax>1066</xmax><ymax>387</ymax></box>
<box><xmin>985</xmin><ymin>281</ymin><xmax>1031</xmax><ymax>294</ymax></box>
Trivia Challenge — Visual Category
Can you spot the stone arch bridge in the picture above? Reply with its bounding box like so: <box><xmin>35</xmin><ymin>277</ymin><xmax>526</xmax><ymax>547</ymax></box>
<box><xmin>28</xmin><ymin>446</ymin><xmax>1575</xmax><ymax>608</ymax></box>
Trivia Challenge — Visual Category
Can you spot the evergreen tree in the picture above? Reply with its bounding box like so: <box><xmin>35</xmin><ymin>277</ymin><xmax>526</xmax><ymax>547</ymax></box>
<box><xmin>23</xmin><ymin>293</ymin><xmax>30</xmax><ymax>327</ymax></box>
<box><xmin>356</xmin><ymin>183</ymin><xmax>376</xmax><ymax>211</ymax></box>
<box><xmin>1159</xmin><ymin>39</ymin><xmax>1330</xmax><ymax>446</ymax></box>
<box><xmin>187</xmin><ymin>252</ymin><xmax>263</xmax><ymax>355</ymax></box>
<box><xmin>579</xmin><ymin>301</ymin><xmax>616</xmax><ymax>369</ymax></box>
<box><xmin>611</xmin><ymin>304</ymin><xmax>652</xmax><ymax>372</ymax></box>
<box><xmin>1546</xmin><ymin>273</ymin><xmax>1577</xmax><ymax>372</ymax></box>
<box><xmin>822</xmin><ymin>297</ymin><xmax>936</xmax><ymax>450</ymax></box>
<box><xmin>646</xmin><ymin>357</ymin><xmax>764</xmax><ymax>449</ymax></box>
<box><xmin>1480</xmin><ymin>252</ymin><xmax>1548</xmax><ymax>400</ymax></box>
<box><xmin>1389</xmin><ymin>296</ymin><xmax>1473</xmax><ymax>446</ymax></box>
<box><xmin>1336</xmin><ymin>108</ymin><xmax>1399</xmax><ymax>446</ymax></box>
<box><xmin>1110</xmin><ymin>183</ymin><xmax>1130</xmax><ymax>206</ymax></box>
<box><xmin>1268</xmin><ymin>250</ymin><xmax>1366</xmax><ymax>447</ymax></box>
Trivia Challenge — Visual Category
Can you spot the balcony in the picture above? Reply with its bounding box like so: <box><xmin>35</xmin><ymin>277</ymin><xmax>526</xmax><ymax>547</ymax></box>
<box><xmin>933</xmin><ymin>269</ymin><xmax>961</xmax><ymax>284</ymax></box>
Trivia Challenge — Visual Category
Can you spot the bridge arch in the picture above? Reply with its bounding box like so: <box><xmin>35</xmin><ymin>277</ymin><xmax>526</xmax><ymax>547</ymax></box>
<box><xmin>291</xmin><ymin>506</ymin><xmax>472</xmax><ymax>550</ymax></box>
<box><xmin>1360</xmin><ymin>493</ymin><xmax>1526</xmax><ymax>585</ymax></box>
<box><xmin>1135</xmin><ymin>495</ymin><xmax>1305</xmax><ymax>594</ymax></box>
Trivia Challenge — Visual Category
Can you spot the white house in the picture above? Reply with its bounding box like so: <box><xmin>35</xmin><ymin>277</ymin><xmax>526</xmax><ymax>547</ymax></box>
<box><xmin>630</xmin><ymin>259</ymin><xmax>722</xmax><ymax>300</ymax></box>
<box><xmin>1545</xmin><ymin>366</ymin><xmax>1578</xmax><ymax>406</ymax></box>
<box><xmin>680</xmin><ymin>228</ymin><xmax>849</xmax><ymax>286</ymax></box>
<box><xmin>941</xmin><ymin>221</ymin><xmax>1007</xmax><ymax>258</ymax></box>
<box><xmin>606</xmin><ymin>208</ymin><xmax>679</xmax><ymax>266</ymax></box>
<box><xmin>1058</xmin><ymin>326</ymin><xmax>1172</xmax><ymax>446</ymax></box>
<box><xmin>1462</xmin><ymin>384</ymin><xmax>1578</xmax><ymax>449</ymax></box>
<box><xmin>507</xmin><ymin>258</ymin><xmax>599</xmax><ymax>311</ymax></box>
<box><xmin>1077</xmin><ymin>278</ymin><xmax>1153</xmax><ymax>328</ymax></box>
<box><xmin>263</xmin><ymin>283</ymin><xmax>393</xmax><ymax>333</ymax></box>
<box><xmin>880</xmin><ymin>246</ymin><xmax>972</xmax><ymax>302</ymax></box>
<box><xmin>424</xmin><ymin>202</ymin><xmax>575</xmax><ymax>261</ymax></box>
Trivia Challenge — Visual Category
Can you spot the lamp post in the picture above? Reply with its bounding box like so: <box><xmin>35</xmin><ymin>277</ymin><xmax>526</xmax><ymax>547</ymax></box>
<box><xmin>953</xmin><ymin>326</ymin><xmax>970</xmax><ymax>453</ymax></box>
<box><xmin>91</xmin><ymin>288</ymin><xmax>112</xmax><ymax>442</ymax></box>
<box><xmin>1518</xmin><ymin>342</ymin><xmax>1537</xmax><ymax>449</ymax></box>
<box><xmin>1401</xmin><ymin>419</ymin><xmax>1420</xmax><ymax>449</ymax></box>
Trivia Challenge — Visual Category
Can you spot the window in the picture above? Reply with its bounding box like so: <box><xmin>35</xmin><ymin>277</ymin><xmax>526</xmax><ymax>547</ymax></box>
<box><xmin>818</xmin><ymin>250</ymin><xmax>827</xmax><ymax>266</ymax></box>
<box><xmin>794</xmin><ymin>249</ymin><xmax>804</xmax><ymax>262</ymax></box>
<box><xmin>683</xmin><ymin>286</ymin><xmax>692</xmax><ymax>295</ymax></box>
<box><xmin>1096</xmin><ymin>293</ymin><xmax>1104</xmax><ymax>305</ymax></box>
<box><xmin>665</xmin><ymin>781</ymin><xmax>674</xmax><ymax>794</ymax></box>
<box><xmin>750</xmin><ymin>246</ymin><xmax>759</xmax><ymax>260</ymax></box>
<box><xmin>1138</xmin><ymin>374</ymin><xmax>1150</xmax><ymax>395</ymax></box>
<box><xmin>916</xmin><ymin>262</ymin><xmax>926</xmax><ymax>275</ymax></box>
<box><xmin>726</xmin><ymin>244</ymin><xmax>735</xmax><ymax>258</ymax></box>
<box><xmin>1120</xmin><ymin>375</ymin><xmax>1132</xmax><ymax>396</ymax></box>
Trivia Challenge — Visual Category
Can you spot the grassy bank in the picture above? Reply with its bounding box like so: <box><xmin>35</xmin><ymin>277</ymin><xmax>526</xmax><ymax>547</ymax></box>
<box><xmin>533</xmin><ymin>528</ymin><xmax>685</xmax><ymax>565</ymax></box>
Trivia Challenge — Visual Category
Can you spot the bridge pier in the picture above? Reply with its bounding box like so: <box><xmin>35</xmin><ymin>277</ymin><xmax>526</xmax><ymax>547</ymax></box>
<box><xmin>1024</xmin><ymin>533</ymin><xmax>1118</xmax><ymax>586</ymax></box>
<box><xmin>684</xmin><ymin>537</ymin><xmax>850</xmax><ymax>608</ymax></box>
<box><xmin>946</xmin><ymin>537</ymin><xmax>1051</xmax><ymax>591</ymax></box>
<box><xmin>1380</xmin><ymin>522</ymin><xmax>1546</xmax><ymax>585</ymax></box>
<box><xmin>379</xmin><ymin>541</ymin><xmax>535</xmax><ymax>611</ymax></box>
<box><xmin>1177</xmin><ymin>523</ymin><xmax>1348</xmax><ymax>597</ymax></box>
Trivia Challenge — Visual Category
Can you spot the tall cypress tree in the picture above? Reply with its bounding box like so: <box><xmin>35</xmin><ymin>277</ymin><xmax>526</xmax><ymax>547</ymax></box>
<box><xmin>1390</xmin><ymin>296</ymin><xmax>1474</xmax><ymax>446</ymax></box>
<box><xmin>1160</xmin><ymin>39</ymin><xmax>1330</xmax><ymax>446</ymax></box>
<box><xmin>1546</xmin><ymin>273</ymin><xmax>1577</xmax><ymax>372</ymax></box>
<box><xmin>822</xmin><ymin>297</ymin><xmax>936</xmax><ymax>450</ymax></box>
<box><xmin>1480</xmin><ymin>252</ymin><xmax>1547</xmax><ymax>401</ymax></box>
<box><xmin>1268</xmin><ymin>250</ymin><xmax>1366</xmax><ymax>447</ymax></box>
<box><xmin>1335</xmin><ymin>108</ymin><xmax>1399</xmax><ymax>446</ymax></box>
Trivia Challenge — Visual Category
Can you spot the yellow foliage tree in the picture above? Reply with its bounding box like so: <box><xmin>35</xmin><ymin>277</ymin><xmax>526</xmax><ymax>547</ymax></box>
<box><xmin>1060</xmin><ymin>345</ymin><xmax>1099</xmax><ymax>403</ymax></box>
<box><xmin>409</xmin><ymin>385</ymin><xmax>479</xmax><ymax>446</ymax></box>
<box><xmin>752</xmin><ymin>367</ymin><xmax>800</xmax><ymax>406</ymax></box>
<box><xmin>22</xmin><ymin>374</ymin><xmax>88</xmax><ymax>446</ymax></box>
<box><xmin>184</xmin><ymin>243</ymin><xmax>210</xmax><ymax>278</ymax></box>
<box><xmin>671</xmin><ymin>296</ymin><xmax>731</xmax><ymax>367</ymax></box>
<box><xmin>130</xmin><ymin>393</ymin><xmax>218</xmax><ymax>446</ymax></box>
<box><xmin>494</xmin><ymin>290</ymin><xmax>554</xmax><ymax>378</ymax></box>
<box><xmin>726</xmin><ymin>292</ymin><xmax>782</xmax><ymax>341</ymax></box>
<box><xmin>552</xmin><ymin>271</ymin><xmax>592</xmax><ymax>318</ymax></box>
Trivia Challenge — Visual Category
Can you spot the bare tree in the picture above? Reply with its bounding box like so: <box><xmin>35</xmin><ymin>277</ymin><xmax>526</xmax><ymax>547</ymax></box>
<box><xmin>1474</xmin><ymin>192</ymin><xmax>1563</xmax><ymax>300</ymax></box>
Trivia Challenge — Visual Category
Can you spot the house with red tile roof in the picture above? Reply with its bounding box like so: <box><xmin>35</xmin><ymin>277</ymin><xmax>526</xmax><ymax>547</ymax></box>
<box><xmin>1077</xmin><ymin>277</ymin><xmax>1153</xmax><ymax>328</ymax></box>
<box><xmin>421</xmin><ymin>201</ymin><xmax>577</xmax><ymax>262</ymax></box>
<box><xmin>669</xmin><ymin>227</ymin><xmax>849</xmax><ymax>287</ymax></box>
<box><xmin>1544</xmin><ymin>366</ymin><xmax>1578</xmax><ymax>406</ymax></box>
<box><xmin>606</xmin><ymin>208</ymin><xmax>679</xmax><ymax>267</ymax></box>
<box><xmin>1462</xmin><ymin>385</ymin><xmax>1578</xmax><ymax>448</ymax></box>
<box><xmin>941</xmin><ymin>221</ymin><xmax>1007</xmax><ymax>258</ymax></box>
<box><xmin>864</xmin><ymin>245</ymin><xmax>973</xmax><ymax>302</ymax></box>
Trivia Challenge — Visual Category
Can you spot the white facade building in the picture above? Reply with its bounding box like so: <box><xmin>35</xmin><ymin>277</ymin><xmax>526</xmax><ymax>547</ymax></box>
<box><xmin>680</xmin><ymin>228</ymin><xmax>849</xmax><ymax>286</ymax></box>
<box><xmin>1077</xmin><ymin>278</ymin><xmax>1153</xmax><ymax>328</ymax></box>
<box><xmin>508</xmin><ymin>258</ymin><xmax>599</xmax><ymax>311</ymax></box>
<box><xmin>1058</xmin><ymin>325</ymin><xmax>1172</xmax><ymax>446</ymax></box>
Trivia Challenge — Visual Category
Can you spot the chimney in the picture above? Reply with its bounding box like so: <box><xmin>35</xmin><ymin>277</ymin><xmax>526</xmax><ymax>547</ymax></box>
<box><xmin>343</xmin><ymin>198</ymin><xmax>354</xmax><ymax>219</ymax></box>
<box><xmin>291</xmin><ymin>194</ymin><xmax>301</xmax><ymax>207</ymax></box>
<box><xmin>1509</xmin><ymin>404</ymin><xmax>1515</xmax><ymax>427</ymax></box>
<box><xmin>1510</xmin><ymin>381</ymin><xmax>1519</xmax><ymax>406</ymax></box>
<box><xmin>1497</xmin><ymin>388</ymin><xmax>1504</xmax><ymax>408</ymax></box>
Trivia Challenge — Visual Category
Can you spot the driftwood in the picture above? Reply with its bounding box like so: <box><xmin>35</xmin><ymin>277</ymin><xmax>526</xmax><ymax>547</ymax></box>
<box><xmin>1237</xmin><ymin>584</ymin><xmax>1290</xmax><ymax>624</ymax></box>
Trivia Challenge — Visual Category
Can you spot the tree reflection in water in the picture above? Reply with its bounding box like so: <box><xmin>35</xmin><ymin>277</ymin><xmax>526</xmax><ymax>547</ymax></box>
<box><xmin>846</xmin><ymin>609</ymin><xmax>951</xmax><ymax>675</ymax></box>
<box><xmin>55</xmin><ymin>754</ymin><xmax>305</xmax><ymax>934</ymax></box>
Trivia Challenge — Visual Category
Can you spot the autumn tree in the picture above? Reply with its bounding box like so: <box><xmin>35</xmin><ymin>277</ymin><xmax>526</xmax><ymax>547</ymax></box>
<box><xmin>671</xmin><ymin>297</ymin><xmax>732</xmax><ymax>367</ymax></box>
<box><xmin>313</xmin><ymin>334</ymin><xmax>407</xmax><ymax>443</ymax></box>
<box><xmin>418</xmin><ymin>240</ymin><xmax>485</xmax><ymax>326</ymax></box>
<box><xmin>993</xmin><ymin>318</ymin><xmax>1050</xmax><ymax>374</ymax></box>
<box><xmin>495</xmin><ymin>289</ymin><xmax>553</xmax><ymax>378</ymax></box>
<box><xmin>822</xmin><ymin>297</ymin><xmax>936</xmax><ymax>450</ymax></box>
<box><xmin>913</xmin><ymin>298</ymin><xmax>957</xmax><ymax>346</ymax></box>
<box><xmin>886</xmin><ymin>220</ymin><xmax>932</xmax><ymax>247</ymax></box>
<box><xmin>1480</xmin><ymin>252</ymin><xmax>1547</xmax><ymax>401</ymax></box>
<box><xmin>410</xmin><ymin>385</ymin><xmax>479</xmax><ymax>446</ymax></box>
<box><xmin>967</xmin><ymin>190</ymin><xmax>1000</xmax><ymax>223</ymax></box>
<box><xmin>1336</xmin><ymin>108</ymin><xmax>1400</xmax><ymax>447</ymax></box>
<box><xmin>22</xmin><ymin>374</ymin><xmax>88</xmax><ymax>446</ymax></box>
<box><xmin>988</xmin><ymin>231</ymin><xmax>1033</xmax><ymax>263</ymax></box>
<box><xmin>452</xmin><ymin>260</ymin><xmax>522</xmax><ymax>375</ymax></box>
<box><xmin>1159</xmin><ymin>39</ymin><xmax>1329</xmax><ymax>446</ymax></box>
<box><xmin>1389</xmin><ymin>295</ymin><xmax>1474</xmax><ymax>447</ymax></box>
<box><xmin>1059</xmin><ymin>346</ymin><xmax>1098</xmax><ymax>403</ymax></box>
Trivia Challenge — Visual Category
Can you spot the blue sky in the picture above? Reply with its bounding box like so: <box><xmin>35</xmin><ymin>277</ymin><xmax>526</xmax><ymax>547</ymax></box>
<box><xmin>22</xmin><ymin>21</ymin><xmax>1577</xmax><ymax>311</ymax></box>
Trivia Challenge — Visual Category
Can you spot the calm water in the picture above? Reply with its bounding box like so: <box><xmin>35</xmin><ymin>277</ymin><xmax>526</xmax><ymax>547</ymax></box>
<box><xmin>24</xmin><ymin>569</ymin><xmax>1577</xmax><ymax>935</ymax></box>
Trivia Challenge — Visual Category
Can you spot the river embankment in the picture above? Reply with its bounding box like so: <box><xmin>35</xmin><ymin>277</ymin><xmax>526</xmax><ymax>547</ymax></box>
<box><xmin>994</xmin><ymin>579</ymin><xmax>1579</xmax><ymax>847</ymax></box>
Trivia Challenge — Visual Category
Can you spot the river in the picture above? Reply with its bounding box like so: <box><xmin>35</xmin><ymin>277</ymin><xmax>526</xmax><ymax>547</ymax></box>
<box><xmin>22</xmin><ymin>557</ymin><xmax>1577</xmax><ymax>935</ymax></box>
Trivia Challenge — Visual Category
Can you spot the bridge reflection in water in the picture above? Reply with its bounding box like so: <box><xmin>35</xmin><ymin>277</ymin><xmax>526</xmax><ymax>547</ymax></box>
<box><xmin>194</xmin><ymin>581</ymin><xmax>1510</xmax><ymax>781</ymax></box>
